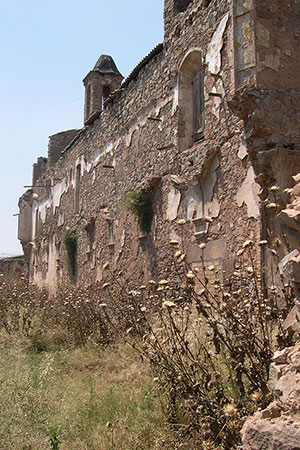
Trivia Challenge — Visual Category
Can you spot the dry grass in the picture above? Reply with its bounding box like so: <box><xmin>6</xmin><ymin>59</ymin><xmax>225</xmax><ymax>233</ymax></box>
<box><xmin>0</xmin><ymin>332</ymin><xmax>163</xmax><ymax>450</ymax></box>
<box><xmin>0</xmin><ymin>230</ymin><xmax>297</xmax><ymax>449</ymax></box>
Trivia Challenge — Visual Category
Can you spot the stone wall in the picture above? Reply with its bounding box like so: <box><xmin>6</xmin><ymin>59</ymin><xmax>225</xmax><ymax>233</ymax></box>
<box><xmin>230</xmin><ymin>86</ymin><xmax>300</xmax><ymax>295</ymax></box>
<box><xmin>255</xmin><ymin>0</ymin><xmax>300</xmax><ymax>90</ymax></box>
<box><xmin>18</xmin><ymin>0</ymin><xmax>300</xmax><ymax>292</ymax></box>
<box><xmin>233</xmin><ymin>0</ymin><xmax>300</xmax><ymax>89</ymax></box>
<box><xmin>32</xmin><ymin>157</ymin><xmax>48</xmax><ymax>186</ymax></box>
<box><xmin>48</xmin><ymin>130</ymin><xmax>80</xmax><ymax>167</ymax></box>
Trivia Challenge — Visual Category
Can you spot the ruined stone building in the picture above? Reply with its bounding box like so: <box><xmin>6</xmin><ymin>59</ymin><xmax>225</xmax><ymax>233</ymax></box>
<box><xmin>18</xmin><ymin>0</ymin><xmax>300</xmax><ymax>291</ymax></box>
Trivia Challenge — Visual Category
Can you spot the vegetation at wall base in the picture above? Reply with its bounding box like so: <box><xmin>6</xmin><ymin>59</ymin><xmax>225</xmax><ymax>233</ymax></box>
<box><xmin>0</xmin><ymin>235</ymin><xmax>297</xmax><ymax>449</ymax></box>
<box><xmin>124</xmin><ymin>189</ymin><xmax>153</xmax><ymax>233</ymax></box>
<box><xmin>63</xmin><ymin>229</ymin><xmax>77</xmax><ymax>277</ymax></box>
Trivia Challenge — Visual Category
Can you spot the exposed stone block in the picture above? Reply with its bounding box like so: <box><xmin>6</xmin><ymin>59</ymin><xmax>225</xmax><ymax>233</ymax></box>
<box><xmin>278</xmin><ymin>250</ymin><xmax>300</xmax><ymax>283</ymax></box>
<box><xmin>242</xmin><ymin>343</ymin><xmax>300</xmax><ymax>450</ymax></box>
<box><xmin>283</xmin><ymin>302</ymin><xmax>300</xmax><ymax>333</ymax></box>
<box><xmin>278</xmin><ymin>209</ymin><xmax>300</xmax><ymax>234</ymax></box>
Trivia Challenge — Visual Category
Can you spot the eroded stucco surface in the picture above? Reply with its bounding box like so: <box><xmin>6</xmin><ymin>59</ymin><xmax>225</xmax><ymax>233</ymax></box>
<box><xmin>236</xmin><ymin>167</ymin><xmax>260</xmax><ymax>219</ymax></box>
<box><xmin>205</xmin><ymin>13</ymin><xmax>229</xmax><ymax>74</ymax></box>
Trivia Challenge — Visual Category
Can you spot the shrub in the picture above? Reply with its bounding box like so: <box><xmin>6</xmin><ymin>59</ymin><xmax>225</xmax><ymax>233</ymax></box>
<box><xmin>63</xmin><ymin>229</ymin><xmax>77</xmax><ymax>277</ymax></box>
<box><xmin>0</xmin><ymin>276</ymin><xmax>46</xmax><ymax>338</ymax></box>
<box><xmin>124</xmin><ymin>189</ymin><xmax>153</xmax><ymax>233</ymax></box>
<box><xmin>114</xmin><ymin>240</ymin><xmax>296</xmax><ymax>449</ymax></box>
<box><xmin>0</xmin><ymin>277</ymin><xmax>147</xmax><ymax>348</ymax></box>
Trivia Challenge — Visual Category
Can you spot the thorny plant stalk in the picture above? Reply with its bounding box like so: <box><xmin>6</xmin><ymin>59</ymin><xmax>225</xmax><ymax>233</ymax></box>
<box><xmin>121</xmin><ymin>237</ymin><xmax>296</xmax><ymax>448</ymax></box>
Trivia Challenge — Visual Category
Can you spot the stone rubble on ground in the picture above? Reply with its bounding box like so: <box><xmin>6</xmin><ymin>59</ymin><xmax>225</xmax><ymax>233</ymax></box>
<box><xmin>241</xmin><ymin>343</ymin><xmax>300</xmax><ymax>450</ymax></box>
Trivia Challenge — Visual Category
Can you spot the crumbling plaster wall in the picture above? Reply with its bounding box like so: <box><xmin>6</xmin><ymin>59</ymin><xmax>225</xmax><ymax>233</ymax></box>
<box><xmin>21</xmin><ymin>0</ymin><xmax>263</xmax><ymax>289</ymax></box>
<box><xmin>233</xmin><ymin>0</ymin><xmax>257</xmax><ymax>88</ymax></box>
<box><xmin>230</xmin><ymin>85</ymin><xmax>300</xmax><ymax>292</ymax></box>
<box><xmin>255</xmin><ymin>0</ymin><xmax>300</xmax><ymax>91</ymax></box>
<box><xmin>233</xmin><ymin>0</ymin><xmax>300</xmax><ymax>90</ymax></box>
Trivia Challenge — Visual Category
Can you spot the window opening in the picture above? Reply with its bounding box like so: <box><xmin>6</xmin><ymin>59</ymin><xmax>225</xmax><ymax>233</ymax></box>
<box><xmin>192</xmin><ymin>70</ymin><xmax>204</xmax><ymax>141</ymax></box>
<box><xmin>179</xmin><ymin>49</ymin><xmax>205</xmax><ymax>150</ymax></box>
<box><xmin>85</xmin><ymin>217</ymin><xmax>96</xmax><ymax>259</ymax></box>
<box><xmin>74</xmin><ymin>164</ymin><xmax>81</xmax><ymax>214</ymax></box>
<box><xmin>85</xmin><ymin>85</ymin><xmax>91</xmax><ymax>118</ymax></box>
<box><xmin>101</xmin><ymin>85</ymin><xmax>111</xmax><ymax>109</ymax></box>
<box><xmin>35</xmin><ymin>209</ymin><xmax>39</xmax><ymax>237</ymax></box>
<box><xmin>103</xmin><ymin>85</ymin><xmax>111</xmax><ymax>99</ymax></box>
<box><xmin>174</xmin><ymin>0</ymin><xmax>192</xmax><ymax>13</ymax></box>
<box><xmin>107</xmin><ymin>219</ymin><xmax>114</xmax><ymax>245</ymax></box>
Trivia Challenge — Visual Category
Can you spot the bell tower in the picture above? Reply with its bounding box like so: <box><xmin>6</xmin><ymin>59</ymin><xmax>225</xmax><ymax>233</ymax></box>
<box><xmin>83</xmin><ymin>55</ymin><xmax>123</xmax><ymax>125</ymax></box>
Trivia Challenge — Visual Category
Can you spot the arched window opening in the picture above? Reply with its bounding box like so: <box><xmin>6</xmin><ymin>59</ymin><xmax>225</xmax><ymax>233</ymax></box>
<box><xmin>178</xmin><ymin>49</ymin><xmax>205</xmax><ymax>150</ymax></box>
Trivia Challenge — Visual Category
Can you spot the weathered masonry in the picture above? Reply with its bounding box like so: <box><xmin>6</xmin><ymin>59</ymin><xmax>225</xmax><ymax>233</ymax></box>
<box><xmin>18</xmin><ymin>0</ymin><xmax>300</xmax><ymax>291</ymax></box>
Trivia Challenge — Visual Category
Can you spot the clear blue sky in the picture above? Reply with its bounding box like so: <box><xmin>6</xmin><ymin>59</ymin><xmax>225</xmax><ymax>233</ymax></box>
<box><xmin>0</xmin><ymin>0</ymin><xmax>164</xmax><ymax>256</ymax></box>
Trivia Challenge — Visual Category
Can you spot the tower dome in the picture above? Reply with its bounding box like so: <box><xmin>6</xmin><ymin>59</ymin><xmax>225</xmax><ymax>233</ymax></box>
<box><xmin>93</xmin><ymin>55</ymin><xmax>122</xmax><ymax>76</ymax></box>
